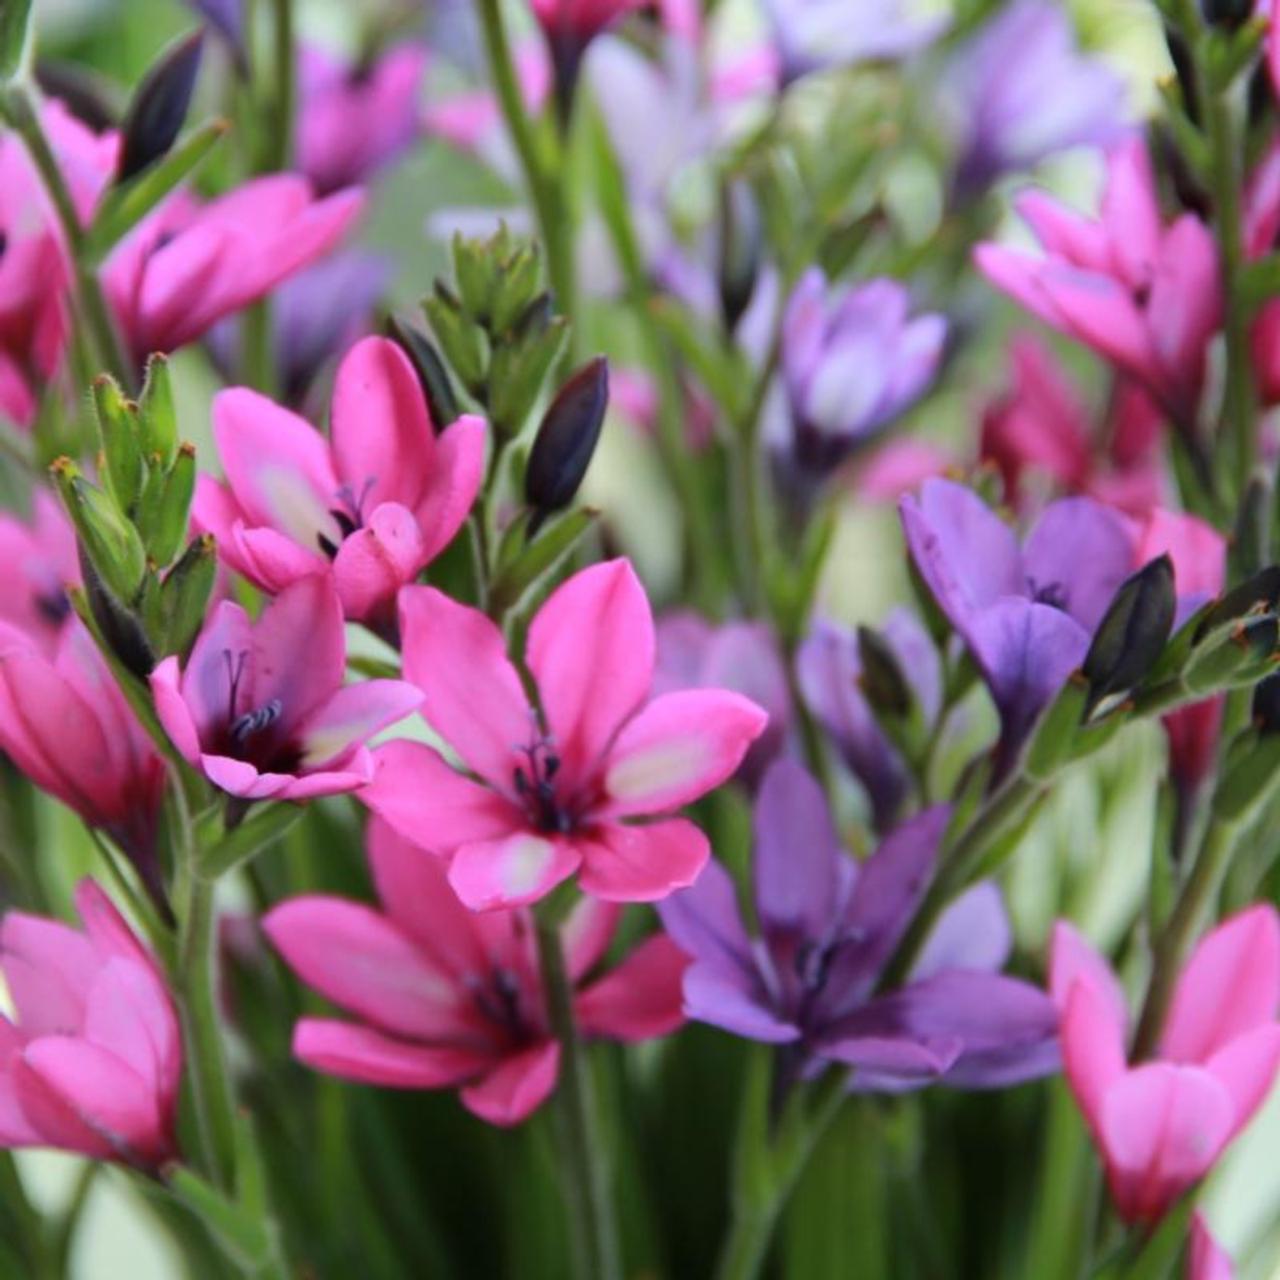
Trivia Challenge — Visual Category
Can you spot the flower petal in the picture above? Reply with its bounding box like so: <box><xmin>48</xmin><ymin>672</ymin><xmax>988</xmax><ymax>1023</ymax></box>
<box><xmin>1204</xmin><ymin>1023</ymin><xmax>1280</xmax><ymax>1143</ymax></box>
<box><xmin>448</xmin><ymin>833</ymin><xmax>582</xmax><ymax>911</ymax></box>
<box><xmin>1060</xmin><ymin>977</ymin><xmax>1128</xmax><ymax>1145</ymax></box>
<box><xmin>414</xmin><ymin>414</ymin><xmax>488</xmax><ymax>562</ymax></box>
<box><xmin>577</xmin><ymin>818</ymin><xmax>709</xmax><ymax>903</ymax></box>
<box><xmin>292</xmin><ymin>1018</ymin><xmax>489</xmax><ymax>1088</ymax></box>
<box><xmin>459</xmin><ymin>1040</ymin><xmax>560</xmax><ymax>1126</ymax></box>
<box><xmin>575</xmin><ymin>935</ymin><xmax>688</xmax><ymax>1041</ymax></box>
<box><xmin>332</xmin><ymin>504</ymin><xmax>427</xmax><ymax>623</ymax></box>
<box><xmin>297</xmin><ymin>679</ymin><xmax>421</xmax><ymax>771</ymax></box>
<box><xmin>912</xmin><ymin>882</ymin><xmax>1011</xmax><ymax>979</ymax></box>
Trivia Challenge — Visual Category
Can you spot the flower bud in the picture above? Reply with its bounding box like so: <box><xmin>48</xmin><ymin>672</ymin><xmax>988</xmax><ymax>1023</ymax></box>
<box><xmin>1193</xmin><ymin>566</ymin><xmax>1280</xmax><ymax>641</ymax></box>
<box><xmin>51</xmin><ymin>457</ymin><xmax>147</xmax><ymax>605</ymax></box>
<box><xmin>1082</xmin><ymin>555</ymin><xmax>1176</xmax><ymax>710</ymax></box>
<box><xmin>118</xmin><ymin>29</ymin><xmax>204</xmax><ymax>182</ymax></box>
<box><xmin>387</xmin><ymin>315</ymin><xmax>459</xmax><ymax>431</ymax></box>
<box><xmin>92</xmin><ymin>374</ymin><xmax>144</xmax><ymax>512</ymax></box>
<box><xmin>452</xmin><ymin>231</ymin><xmax>500</xmax><ymax>326</ymax></box>
<box><xmin>158</xmin><ymin>533</ymin><xmax>217</xmax><ymax>656</ymax></box>
<box><xmin>525</xmin><ymin>357</ymin><xmax>608</xmax><ymax>531</ymax></box>
<box><xmin>1201</xmin><ymin>0</ymin><xmax>1253</xmax><ymax>29</ymax></box>
<box><xmin>492</xmin><ymin>243</ymin><xmax>543</xmax><ymax>337</ymax></box>
<box><xmin>139</xmin><ymin>353</ymin><xmax>178</xmax><ymax>465</ymax></box>
<box><xmin>424</xmin><ymin>283</ymin><xmax>488</xmax><ymax>396</ymax></box>
<box><xmin>1186</xmin><ymin>615</ymin><xmax>1279</xmax><ymax>694</ymax></box>
<box><xmin>1253</xmin><ymin>672</ymin><xmax>1280</xmax><ymax>734</ymax></box>
<box><xmin>144</xmin><ymin>442</ymin><xmax>197</xmax><ymax>566</ymax></box>
<box><xmin>489</xmin><ymin>304</ymin><xmax>569</xmax><ymax>440</ymax></box>
<box><xmin>855</xmin><ymin>625</ymin><xmax>911</xmax><ymax>718</ymax></box>
<box><xmin>718</xmin><ymin>181</ymin><xmax>761</xmax><ymax>335</ymax></box>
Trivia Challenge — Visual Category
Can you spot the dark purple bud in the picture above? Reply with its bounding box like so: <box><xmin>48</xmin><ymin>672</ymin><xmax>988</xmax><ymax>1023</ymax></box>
<box><xmin>1164</xmin><ymin>27</ymin><xmax>1200</xmax><ymax>125</ymax></box>
<box><xmin>856</xmin><ymin>625</ymin><xmax>911</xmax><ymax>718</ymax></box>
<box><xmin>35</xmin><ymin>60</ymin><xmax>120</xmax><ymax>131</ymax></box>
<box><xmin>525</xmin><ymin>357</ymin><xmax>609</xmax><ymax>530</ymax></box>
<box><xmin>717</xmin><ymin>182</ymin><xmax>761</xmax><ymax>336</ymax></box>
<box><xmin>387</xmin><ymin>314</ymin><xmax>459</xmax><ymax>432</ymax></box>
<box><xmin>1082</xmin><ymin>555</ymin><xmax>1175</xmax><ymax>710</ymax></box>
<box><xmin>1193</xmin><ymin>566</ymin><xmax>1280</xmax><ymax>641</ymax></box>
<box><xmin>1201</xmin><ymin>0</ymin><xmax>1252</xmax><ymax>28</ymax></box>
<box><xmin>1253</xmin><ymin>673</ymin><xmax>1280</xmax><ymax>734</ymax></box>
<box><xmin>118</xmin><ymin>30</ymin><xmax>204</xmax><ymax>182</ymax></box>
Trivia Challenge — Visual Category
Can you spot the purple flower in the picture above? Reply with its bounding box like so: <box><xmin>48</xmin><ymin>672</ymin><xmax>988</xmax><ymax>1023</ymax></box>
<box><xmin>654</xmin><ymin>612</ymin><xmax>791</xmax><ymax>789</ymax></box>
<box><xmin>658</xmin><ymin>760</ymin><xmax>1059</xmax><ymax>1090</ymax></box>
<box><xmin>772</xmin><ymin>269</ymin><xmax>946</xmax><ymax>482</ymax></box>
<box><xmin>899</xmin><ymin>477</ymin><xmax>1134</xmax><ymax>761</ymax></box>
<box><xmin>185</xmin><ymin>0</ymin><xmax>246</xmax><ymax>71</ymax></box>
<box><xmin>943</xmin><ymin>0</ymin><xmax>1127</xmax><ymax>194</ymax></box>
<box><xmin>762</xmin><ymin>0</ymin><xmax>947</xmax><ymax>84</ymax></box>
<box><xmin>797</xmin><ymin>609</ymin><xmax>940</xmax><ymax>830</ymax></box>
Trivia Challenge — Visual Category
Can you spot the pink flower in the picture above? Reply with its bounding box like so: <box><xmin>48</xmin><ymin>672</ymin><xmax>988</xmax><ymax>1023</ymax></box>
<box><xmin>264</xmin><ymin>817</ymin><xmax>687</xmax><ymax>1125</ymax></box>
<box><xmin>362</xmin><ymin>560</ymin><xmax>768</xmax><ymax>910</ymax></box>
<box><xmin>1188</xmin><ymin>1214</ymin><xmax>1234</xmax><ymax>1280</ymax></box>
<box><xmin>0</xmin><ymin>491</ymin><xmax>79</xmax><ymax>655</ymax></box>
<box><xmin>104</xmin><ymin>175</ymin><xmax>363</xmax><ymax>362</ymax></box>
<box><xmin>150</xmin><ymin>575</ymin><xmax>421</xmax><ymax>802</ymax></box>
<box><xmin>530</xmin><ymin>0</ymin><xmax>647</xmax><ymax>51</ymax></box>
<box><xmin>0</xmin><ymin>620</ymin><xmax>166</xmax><ymax>895</ymax></box>
<box><xmin>1134</xmin><ymin>508</ymin><xmax>1226</xmax><ymax>794</ymax></box>
<box><xmin>193</xmin><ymin>336</ymin><xmax>486</xmax><ymax>628</ymax></box>
<box><xmin>296</xmin><ymin>42</ymin><xmax>428</xmax><ymax>194</ymax></box>
<box><xmin>1244</xmin><ymin>141</ymin><xmax>1280</xmax><ymax>406</ymax></box>
<box><xmin>0</xmin><ymin>880</ymin><xmax>181</xmax><ymax>1167</ymax></box>
<box><xmin>1050</xmin><ymin>907</ymin><xmax>1280</xmax><ymax>1224</ymax></box>
<box><xmin>976</xmin><ymin>138</ymin><xmax>1221</xmax><ymax>425</ymax></box>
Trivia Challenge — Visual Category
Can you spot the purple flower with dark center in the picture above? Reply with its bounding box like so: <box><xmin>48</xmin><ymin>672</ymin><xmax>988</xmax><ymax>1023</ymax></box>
<box><xmin>658</xmin><ymin>761</ymin><xmax>1059</xmax><ymax>1090</ymax></box>
<box><xmin>797</xmin><ymin>609</ymin><xmax>940</xmax><ymax>830</ymax></box>
<box><xmin>899</xmin><ymin>477</ymin><xmax>1134</xmax><ymax>764</ymax></box>
<box><xmin>771</xmin><ymin>269</ymin><xmax>946</xmax><ymax>491</ymax></box>
<box><xmin>942</xmin><ymin>0</ymin><xmax>1127</xmax><ymax>195</ymax></box>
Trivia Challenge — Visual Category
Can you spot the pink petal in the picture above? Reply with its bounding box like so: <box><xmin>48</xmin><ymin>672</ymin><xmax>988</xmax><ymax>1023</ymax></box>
<box><xmin>1099</xmin><ymin>138</ymin><xmax>1163</xmax><ymax>289</ymax></box>
<box><xmin>1060</xmin><ymin>979</ymin><xmax>1127</xmax><ymax>1144</ymax></box>
<box><xmin>331</xmin><ymin>504</ymin><xmax>427</xmax><ymax>622</ymax></box>
<box><xmin>365</xmin><ymin>817</ymin><xmax>488</xmax><ymax>973</ymax></box>
<box><xmin>575</xmin><ymin>935</ymin><xmax>688</xmax><ymax>1041</ymax></box>
<box><xmin>150</xmin><ymin>655</ymin><xmax>201</xmax><ymax>763</ymax></box>
<box><xmin>199</xmin><ymin>754</ymin><xmax>290</xmax><ymax>799</ymax></box>
<box><xmin>190</xmin><ymin>477</ymin><xmax>255</xmax><ymax>579</ymax></box>
<box><xmin>527</xmin><ymin>560</ymin><xmax>656</xmax><ymax>783</ymax></box>
<box><xmin>74</xmin><ymin>880</ymin><xmax>153</xmax><ymax>970</ymax></box>
<box><xmin>1160</xmin><ymin>905</ymin><xmax>1280</xmax><ymax>1064</ymax></box>
<box><xmin>973</xmin><ymin>244</ymin><xmax>1069</xmax><ymax>332</ymax></box>
<box><xmin>1014</xmin><ymin>191</ymin><xmax>1111</xmax><ymax>272</ymax></box>
<box><xmin>172</xmin><ymin>600</ymin><xmax>252</xmax><ymax>748</ymax></box>
<box><xmin>249</xmin><ymin>575</ymin><xmax>347</xmax><ymax>729</ymax></box>
<box><xmin>1049</xmin><ymin>920</ymin><xmax>1129</xmax><ymax>1030</ymax></box>
<box><xmin>262</xmin><ymin>896</ymin><xmax>475</xmax><ymax>1041</ymax></box>
<box><xmin>447</xmin><ymin>832</ymin><xmax>582</xmax><ymax>911</ymax></box>
<box><xmin>292</xmin><ymin>1018</ymin><xmax>489</xmax><ymax>1088</ymax></box>
<box><xmin>0</xmin><ymin>912</ymin><xmax>96</xmax><ymax>1035</ymax></box>
<box><xmin>398</xmin><ymin>586</ymin><xmax>532</xmax><ymax>788</ymax></box>
<box><xmin>561</xmin><ymin>896</ymin><xmax>622</xmax><ymax>982</ymax></box>
<box><xmin>1204</xmin><ymin>1024</ymin><xmax>1280</xmax><ymax>1143</ymax></box>
<box><xmin>274</xmin><ymin>761</ymin><xmax>374</xmax><ymax>800</ymax></box>
<box><xmin>1100</xmin><ymin>1062</ymin><xmax>1233</xmax><ymax>1224</ymax></box>
<box><xmin>1188</xmin><ymin>1213</ymin><xmax>1235</xmax><ymax>1280</ymax></box>
<box><xmin>212</xmin><ymin>386</ymin><xmax>340</xmax><ymax>548</ymax></box>
<box><xmin>576</xmin><ymin>818</ymin><xmax>709</xmax><ymax>903</ymax></box>
<box><xmin>361</xmin><ymin>740</ymin><xmax>520</xmax><ymax>853</ymax></box>
<box><xmin>330</xmin><ymin>336</ymin><xmax>437</xmax><ymax>512</ymax></box>
<box><xmin>0</xmin><ymin>1018</ymin><xmax>40</xmax><ymax>1145</ymax></box>
<box><xmin>16</xmin><ymin>1037</ymin><xmax>169</xmax><ymax>1162</ymax></box>
<box><xmin>297</xmin><ymin>678</ymin><xmax>421</xmax><ymax>771</ymax></box>
<box><xmin>459</xmin><ymin>1040</ymin><xmax>560</xmax><ymax>1126</ymax></box>
<box><xmin>230</xmin><ymin>524</ymin><xmax>329</xmax><ymax>593</ymax></box>
<box><xmin>413</xmin><ymin>414</ymin><xmax>487</xmax><ymax>562</ymax></box>
<box><xmin>601</xmin><ymin>690</ymin><xmax>768</xmax><ymax>816</ymax></box>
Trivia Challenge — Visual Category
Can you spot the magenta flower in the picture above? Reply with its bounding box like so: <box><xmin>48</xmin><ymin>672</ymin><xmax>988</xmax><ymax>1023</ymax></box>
<box><xmin>193</xmin><ymin>336</ymin><xmax>487</xmax><ymax>628</ymax></box>
<box><xmin>900</xmin><ymin>477</ymin><xmax>1134</xmax><ymax>758</ymax></box>
<box><xmin>0</xmin><ymin>491</ymin><xmax>79</xmax><ymax>655</ymax></box>
<box><xmin>797</xmin><ymin>610</ymin><xmax>940</xmax><ymax>831</ymax></box>
<box><xmin>0</xmin><ymin>621</ymin><xmax>166</xmax><ymax>896</ymax></box>
<box><xmin>0</xmin><ymin>880</ymin><xmax>181</xmax><ymax>1167</ymax></box>
<box><xmin>296</xmin><ymin>42</ymin><xmax>428</xmax><ymax>194</ymax></box>
<box><xmin>150</xmin><ymin>575</ymin><xmax>420</xmax><ymax>802</ymax></box>
<box><xmin>1050</xmin><ymin>908</ymin><xmax>1280</xmax><ymax>1224</ymax></box>
<box><xmin>104</xmin><ymin>175</ymin><xmax>363</xmax><ymax>362</ymax></box>
<box><xmin>264</xmin><ymin>817</ymin><xmax>688</xmax><ymax>1126</ymax></box>
<box><xmin>976</xmin><ymin>138</ymin><xmax>1221</xmax><ymax>425</ymax></box>
<box><xmin>1244</xmin><ymin>141</ymin><xmax>1280</xmax><ymax>406</ymax></box>
<box><xmin>774</xmin><ymin>268</ymin><xmax>946</xmax><ymax>481</ymax></box>
<box><xmin>659</xmin><ymin>761</ymin><xmax>1059</xmax><ymax>1089</ymax></box>
<box><xmin>362</xmin><ymin>559</ymin><xmax>768</xmax><ymax>910</ymax></box>
<box><xmin>942</xmin><ymin>0</ymin><xmax>1127</xmax><ymax>193</ymax></box>
<box><xmin>1189</xmin><ymin>1215</ymin><xmax>1234</xmax><ymax>1280</ymax></box>
<box><xmin>653</xmin><ymin>611</ymin><xmax>790</xmax><ymax>788</ymax></box>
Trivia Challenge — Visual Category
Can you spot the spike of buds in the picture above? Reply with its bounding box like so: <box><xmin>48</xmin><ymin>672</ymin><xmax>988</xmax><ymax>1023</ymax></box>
<box><xmin>387</xmin><ymin>315</ymin><xmax>459</xmax><ymax>430</ymax></box>
<box><xmin>1082</xmin><ymin>555</ymin><xmax>1176</xmax><ymax>712</ymax></box>
<box><xmin>525</xmin><ymin>357</ymin><xmax>609</xmax><ymax>534</ymax></box>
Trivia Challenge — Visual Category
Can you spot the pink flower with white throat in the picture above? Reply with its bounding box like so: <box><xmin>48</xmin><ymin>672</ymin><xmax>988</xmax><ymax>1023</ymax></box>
<box><xmin>361</xmin><ymin>559</ymin><xmax>769</xmax><ymax>910</ymax></box>
<box><xmin>0</xmin><ymin>881</ymin><xmax>181</xmax><ymax>1168</ymax></box>
<box><xmin>264</xmin><ymin>817</ymin><xmax>687</xmax><ymax>1126</ymax></box>
<box><xmin>1050</xmin><ymin>907</ymin><xmax>1280</xmax><ymax>1225</ymax></box>
<box><xmin>193</xmin><ymin>336</ymin><xmax>487</xmax><ymax>630</ymax></box>
<box><xmin>150</xmin><ymin>575</ymin><xmax>420</xmax><ymax>802</ymax></box>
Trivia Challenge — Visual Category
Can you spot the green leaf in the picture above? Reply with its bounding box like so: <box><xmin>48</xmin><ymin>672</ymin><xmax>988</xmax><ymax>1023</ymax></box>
<box><xmin>199</xmin><ymin>802</ymin><xmax>303</xmax><ymax>879</ymax></box>
<box><xmin>85</xmin><ymin>118</ymin><xmax>228</xmax><ymax>262</ymax></box>
<box><xmin>488</xmin><ymin>507</ymin><xmax>596</xmax><ymax>618</ymax></box>
<box><xmin>0</xmin><ymin>0</ymin><xmax>32</xmax><ymax>82</ymax></box>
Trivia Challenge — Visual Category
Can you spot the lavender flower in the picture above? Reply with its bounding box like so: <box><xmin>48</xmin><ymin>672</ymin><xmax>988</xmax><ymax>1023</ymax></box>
<box><xmin>658</xmin><ymin>761</ymin><xmax>1059</xmax><ymax>1090</ymax></box>
<box><xmin>797</xmin><ymin>609</ymin><xmax>940</xmax><ymax>830</ymax></box>
<box><xmin>942</xmin><ymin>0</ymin><xmax>1127</xmax><ymax>194</ymax></box>
<box><xmin>772</xmin><ymin>269</ymin><xmax>946</xmax><ymax>485</ymax></box>
<box><xmin>899</xmin><ymin>477</ymin><xmax>1134</xmax><ymax>762</ymax></box>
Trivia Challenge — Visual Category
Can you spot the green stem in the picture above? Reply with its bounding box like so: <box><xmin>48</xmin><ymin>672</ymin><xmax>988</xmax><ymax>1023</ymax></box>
<box><xmin>0</xmin><ymin>1151</ymin><xmax>54</xmax><ymax>1280</ymax></box>
<box><xmin>476</xmin><ymin>0</ymin><xmax>574</xmax><ymax>319</ymax></box>
<box><xmin>266</xmin><ymin>0</ymin><xmax>294</xmax><ymax>172</ymax></box>
<box><xmin>532</xmin><ymin>909</ymin><xmax>621</xmax><ymax>1280</ymax></box>
<box><xmin>1131</xmin><ymin>815</ymin><xmax>1242</xmax><ymax>1058</ymax></box>
<box><xmin>177</xmin><ymin>875</ymin><xmax>239</xmax><ymax>1191</ymax></box>
<box><xmin>0</xmin><ymin>85</ymin><xmax>135</xmax><ymax>391</ymax></box>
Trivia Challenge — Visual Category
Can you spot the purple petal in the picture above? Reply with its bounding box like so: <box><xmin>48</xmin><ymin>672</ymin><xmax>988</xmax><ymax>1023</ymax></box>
<box><xmin>912</xmin><ymin>882</ymin><xmax>1012</xmax><ymax>979</ymax></box>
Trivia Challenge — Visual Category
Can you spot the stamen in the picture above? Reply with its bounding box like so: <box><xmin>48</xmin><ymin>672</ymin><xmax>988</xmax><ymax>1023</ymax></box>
<box><xmin>222</xmin><ymin>649</ymin><xmax>249</xmax><ymax>721</ymax></box>
<box><xmin>230</xmin><ymin>698</ymin><xmax>282</xmax><ymax>745</ymax></box>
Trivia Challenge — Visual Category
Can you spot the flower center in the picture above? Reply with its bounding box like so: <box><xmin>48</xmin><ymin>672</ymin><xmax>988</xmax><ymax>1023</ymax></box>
<box><xmin>467</xmin><ymin>967</ymin><xmax>535</xmax><ymax>1042</ymax></box>
<box><xmin>512</xmin><ymin>726</ymin><xmax>574</xmax><ymax>834</ymax></box>
<box><xmin>219</xmin><ymin>650</ymin><xmax>298</xmax><ymax>772</ymax></box>
<box><xmin>317</xmin><ymin>478</ymin><xmax>377</xmax><ymax>559</ymax></box>
<box><xmin>1028</xmin><ymin>577</ymin><xmax>1068</xmax><ymax>611</ymax></box>
<box><xmin>35</xmin><ymin>587</ymin><xmax>70</xmax><ymax>627</ymax></box>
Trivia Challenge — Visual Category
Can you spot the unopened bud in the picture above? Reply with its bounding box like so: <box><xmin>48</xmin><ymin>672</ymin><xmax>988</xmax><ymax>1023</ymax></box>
<box><xmin>387</xmin><ymin>315</ymin><xmax>459</xmax><ymax>431</ymax></box>
<box><xmin>856</xmin><ymin>625</ymin><xmax>910</xmax><ymax>718</ymax></box>
<box><xmin>138</xmin><ymin>353</ymin><xmax>178</xmax><ymax>464</ymax></box>
<box><xmin>718</xmin><ymin>182</ymin><xmax>761</xmax><ymax>335</ymax></box>
<box><xmin>118</xmin><ymin>30</ymin><xmax>203</xmax><ymax>182</ymax></box>
<box><xmin>92</xmin><ymin>374</ymin><xmax>144</xmax><ymax>512</ymax></box>
<box><xmin>51</xmin><ymin>457</ymin><xmax>147</xmax><ymax>604</ymax></box>
<box><xmin>159</xmin><ymin>534</ymin><xmax>216</xmax><ymax>656</ymax></box>
<box><xmin>1253</xmin><ymin>672</ymin><xmax>1280</xmax><ymax>734</ymax></box>
<box><xmin>525</xmin><ymin>357</ymin><xmax>608</xmax><ymax>531</ymax></box>
<box><xmin>143</xmin><ymin>442</ymin><xmax>197</xmax><ymax>566</ymax></box>
<box><xmin>1083</xmin><ymin>556</ymin><xmax>1176</xmax><ymax>709</ymax></box>
<box><xmin>1201</xmin><ymin>0</ymin><xmax>1252</xmax><ymax>28</ymax></box>
<box><xmin>424</xmin><ymin>283</ymin><xmax>488</xmax><ymax>396</ymax></box>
